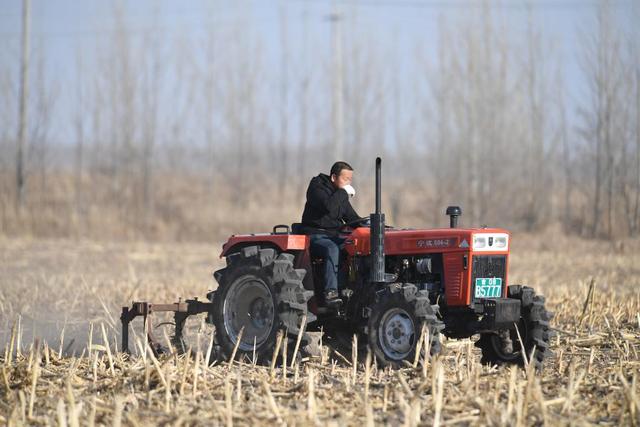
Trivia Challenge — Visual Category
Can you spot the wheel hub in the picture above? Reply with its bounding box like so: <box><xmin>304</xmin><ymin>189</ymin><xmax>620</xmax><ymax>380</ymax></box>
<box><xmin>491</xmin><ymin>319</ymin><xmax>529</xmax><ymax>360</ymax></box>
<box><xmin>378</xmin><ymin>308</ymin><xmax>415</xmax><ymax>360</ymax></box>
<box><xmin>223</xmin><ymin>276</ymin><xmax>275</xmax><ymax>352</ymax></box>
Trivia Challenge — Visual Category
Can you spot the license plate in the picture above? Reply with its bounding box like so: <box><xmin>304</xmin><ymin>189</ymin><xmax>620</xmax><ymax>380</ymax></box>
<box><xmin>474</xmin><ymin>277</ymin><xmax>502</xmax><ymax>298</ymax></box>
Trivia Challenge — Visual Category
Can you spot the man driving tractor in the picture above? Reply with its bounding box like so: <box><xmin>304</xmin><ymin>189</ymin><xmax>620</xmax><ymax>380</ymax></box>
<box><xmin>299</xmin><ymin>161</ymin><xmax>361</xmax><ymax>305</ymax></box>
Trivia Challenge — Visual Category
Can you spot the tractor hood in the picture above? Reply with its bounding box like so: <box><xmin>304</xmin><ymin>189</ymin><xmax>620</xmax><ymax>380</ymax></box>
<box><xmin>343</xmin><ymin>227</ymin><xmax>510</xmax><ymax>257</ymax></box>
<box><xmin>219</xmin><ymin>226</ymin><xmax>510</xmax><ymax>258</ymax></box>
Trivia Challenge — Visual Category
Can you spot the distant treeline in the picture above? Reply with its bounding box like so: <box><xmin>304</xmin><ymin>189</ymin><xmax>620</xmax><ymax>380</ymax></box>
<box><xmin>0</xmin><ymin>2</ymin><xmax>638</xmax><ymax>241</ymax></box>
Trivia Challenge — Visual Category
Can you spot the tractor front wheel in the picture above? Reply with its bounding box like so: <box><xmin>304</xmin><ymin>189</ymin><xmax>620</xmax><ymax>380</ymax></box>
<box><xmin>367</xmin><ymin>284</ymin><xmax>444</xmax><ymax>367</ymax></box>
<box><xmin>475</xmin><ymin>285</ymin><xmax>554</xmax><ymax>371</ymax></box>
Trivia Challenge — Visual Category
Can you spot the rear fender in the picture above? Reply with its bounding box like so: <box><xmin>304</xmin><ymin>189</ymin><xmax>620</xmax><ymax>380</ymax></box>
<box><xmin>220</xmin><ymin>235</ymin><xmax>315</xmax><ymax>292</ymax></box>
<box><xmin>220</xmin><ymin>234</ymin><xmax>309</xmax><ymax>258</ymax></box>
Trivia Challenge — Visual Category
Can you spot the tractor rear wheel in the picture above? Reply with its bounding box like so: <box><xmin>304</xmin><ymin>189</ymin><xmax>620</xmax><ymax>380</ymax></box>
<box><xmin>475</xmin><ymin>285</ymin><xmax>554</xmax><ymax>371</ymax></box>
<box><xmin>208</xmin><ymin>246</ymin><xmax>315</xmax><ymax>363</ymax></box>
<box><xmin>367</xmin><ymin>284</ymin><xmax>444</xmax><ymax>367</ymax></box>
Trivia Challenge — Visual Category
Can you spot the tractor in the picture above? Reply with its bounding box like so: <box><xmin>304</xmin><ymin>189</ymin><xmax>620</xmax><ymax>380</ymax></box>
<box><xmin>121</xmin><ymin>158</ymin><xmax>554</xmax><ymax>370</ymax></box>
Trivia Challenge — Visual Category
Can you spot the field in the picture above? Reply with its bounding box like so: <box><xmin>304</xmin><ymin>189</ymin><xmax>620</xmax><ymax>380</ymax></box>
<box><xmin>1</xmin><ymin>233</ymin><xmax>639</xmax><ymax>426</ymax></box>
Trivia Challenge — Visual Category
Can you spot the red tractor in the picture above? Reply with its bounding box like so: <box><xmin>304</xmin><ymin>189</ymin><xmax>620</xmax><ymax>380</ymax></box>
<box><xmin>121</xmin><ymin>158</ymin><xmax>553</xmax><ymax>369</ymax></box>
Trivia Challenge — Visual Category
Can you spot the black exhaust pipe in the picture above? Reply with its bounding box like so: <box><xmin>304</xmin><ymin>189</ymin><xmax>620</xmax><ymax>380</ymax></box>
<box><xmin>370</xmin><ymin>157</ymin><xmax>385</xmax><ymax>283</ymax></box>
<box><xmin>446</xmin><ymin>206</ymin><xmax>462</xmax><ymax>228</ymax></box>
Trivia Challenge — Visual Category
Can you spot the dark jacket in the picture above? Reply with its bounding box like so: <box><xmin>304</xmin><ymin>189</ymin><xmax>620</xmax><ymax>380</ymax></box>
<box><xmin>300</xmin><ymin>173</ymin><xmax>361</xmax><ymax>236</ymax></box>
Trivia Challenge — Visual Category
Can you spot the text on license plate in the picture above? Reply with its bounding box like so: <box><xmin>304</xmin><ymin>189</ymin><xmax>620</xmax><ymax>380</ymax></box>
<box><xmin>475</xmin><ymin>277</ymin><xmax>503</xmax><ymax>298</ymax></box>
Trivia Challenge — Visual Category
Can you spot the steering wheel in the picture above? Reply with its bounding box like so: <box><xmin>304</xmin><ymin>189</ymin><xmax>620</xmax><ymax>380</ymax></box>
<box><xmin>342</xmin><ymin>217</ymin><xmax>370</xmax><ymax>230</ymax></box>
<box><xmin>341</xmin><ymin>217</ymin><xmax>395</xmax><ymax>232</ymax></box>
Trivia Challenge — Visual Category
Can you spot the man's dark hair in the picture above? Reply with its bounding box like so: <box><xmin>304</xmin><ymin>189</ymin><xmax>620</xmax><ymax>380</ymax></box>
<box><xmin>330</xmin><ymin>161</ymin><xmax>353</xmax><ymax>178</ymax></box>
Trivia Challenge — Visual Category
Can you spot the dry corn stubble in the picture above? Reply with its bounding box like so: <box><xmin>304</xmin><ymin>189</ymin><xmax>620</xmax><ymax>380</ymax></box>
<box><xmin>0</xmin><ymin>234</ymin><xmax>639</xmax><ymax>425</ymax></box>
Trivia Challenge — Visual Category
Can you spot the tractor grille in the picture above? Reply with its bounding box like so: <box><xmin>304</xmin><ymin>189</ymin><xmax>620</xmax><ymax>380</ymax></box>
<box><xmin>471</xmin><ymin>255</ymin><xmax>507</xmax><ymax>300</ymax></box>
<box><xmin>444</xmin><ymin>254</ymin><xmax>464</xmax><ymax>301</ymax></box>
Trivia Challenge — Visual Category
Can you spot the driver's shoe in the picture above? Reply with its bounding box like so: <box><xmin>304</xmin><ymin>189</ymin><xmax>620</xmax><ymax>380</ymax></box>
<box><xmin>325</xmin><ymin>290</ymin><xmax>343</xmax><ymax>307</ymax></box>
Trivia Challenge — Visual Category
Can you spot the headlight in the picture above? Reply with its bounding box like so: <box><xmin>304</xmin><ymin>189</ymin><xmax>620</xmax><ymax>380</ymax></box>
<box><xmin>472</xmin><ymin>233</ymin><xmax>508</xmax><ymax>251</ymax></box>
<box><xmin>473</xmin><ymin>235</ymin><xmax>487</xmax><ymax>249</ymax></box>
<box><xmin>494</xmin><ymin>236</ymin><xmax>507</xmax><ymax>248</ymax></box>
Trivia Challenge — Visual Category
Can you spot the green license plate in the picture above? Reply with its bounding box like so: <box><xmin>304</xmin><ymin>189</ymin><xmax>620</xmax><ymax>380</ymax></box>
<box><xmin>474</xmin><ymin>278</ymin><xmax>503</xmax><ymax>298</ymax></box>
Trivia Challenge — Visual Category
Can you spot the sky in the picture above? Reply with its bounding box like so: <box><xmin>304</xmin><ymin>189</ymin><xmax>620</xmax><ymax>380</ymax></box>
<box><xmin>0</xmin><ymin>0</ymin><xmax>637</xmax><ymax>147</ymax></box>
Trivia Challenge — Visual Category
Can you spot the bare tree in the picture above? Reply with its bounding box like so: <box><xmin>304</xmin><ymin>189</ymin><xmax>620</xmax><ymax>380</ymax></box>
<box><xmin>296</xmin><ymin>6</ymin><xmax>311</xmax><ymax>197</ymax></box>
<box><xmin>15</xmin><ymin>0</ymin><xmax>30</xmax><ymax>212</ymax></box>
<box><xmin>74</xmin><ymin>50</ymin><xmax>86</xmax><ymax>225</ymax></box>
<box><xmin>30</xmin><ymin>47</ymin><xmax>56</xmax><ymax>205</ymax></box>
<box><xmin>578</xmin><ymin>2</ymin><xmax>626</xmax><ymax>238</ymax></box>
<box><xmin>330</xmin><ymin>4</ymin><xmax>344</xmax><ymax>161</ymax></box>
<box><xmin>201</xmin><ymin>7</ymin><xmax>219</xmax><ymax>191</ymax></box>
<box><xmin>427</xmin><ymin>5</ymin><xmax>517</xmax><ymax>227</ymax></box>
<box><xmin>0</xmin><ymin>33</ymin><xmax>17</xmax><ymax>231</ymax></box>
<box><xmin>619</xmin><ymin>16</ymin><xmax>640</xmax><ymax>236</ymax></box>
<box><xmin>139</xmin><ymin>11</ymin><xmax>164</xmax><ymax>232</ymax></box>
<box><xmin>219</xmin><ymin>12</ymin><xmax>266</xmax><ymax>211</ymax></box>
<box><xmin>556</xmin><ymin>64</ymin><xmax>575</xmax><ymax>233</ymax></box>
<box><xmin>278</xmin><ymin>1</ymin><xmax>289</xmax><ymax>204</ymax></box>
<box><xmin>522</xmin><ymin>9</ymin><xmax>548</xmax><ymax>231</ymax></box>
<box><xmin>342</xmin><ymin>24</ymin><xmax>387</xmax><ymax>170</ymax></box>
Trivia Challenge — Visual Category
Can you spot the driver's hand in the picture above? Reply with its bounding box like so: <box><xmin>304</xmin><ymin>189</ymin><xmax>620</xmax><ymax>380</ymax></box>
<box><xmin>343</xmin><ymin>184</ymin><xmax>356</xmax><ymax>197</ymax></box>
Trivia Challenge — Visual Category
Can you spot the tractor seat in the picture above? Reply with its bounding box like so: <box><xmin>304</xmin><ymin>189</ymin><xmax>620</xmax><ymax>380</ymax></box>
<box><xmin>289</xmin><ymin>223</ymin><xmax>335</xmax><ymax>265</ymax></box>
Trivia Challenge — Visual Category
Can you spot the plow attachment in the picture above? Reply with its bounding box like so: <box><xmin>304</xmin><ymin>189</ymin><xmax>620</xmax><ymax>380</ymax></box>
<box><xmin>120</xmin><ymin>298</ymin><xmax>213</xmax><ymax>355</ymax></box>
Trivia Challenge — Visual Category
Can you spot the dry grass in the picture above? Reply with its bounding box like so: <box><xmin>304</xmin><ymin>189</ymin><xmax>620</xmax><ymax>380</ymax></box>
<box><xmin>0</xmin><ymin>232</ymin><xmax>639</xmax><ymax>425</ymax></box>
